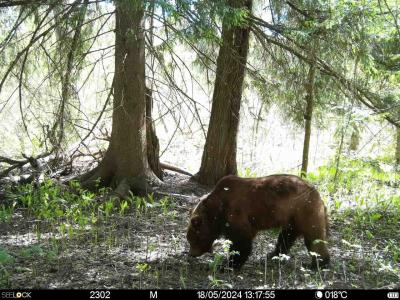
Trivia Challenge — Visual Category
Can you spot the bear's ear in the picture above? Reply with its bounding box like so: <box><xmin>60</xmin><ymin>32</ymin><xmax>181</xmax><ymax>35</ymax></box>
<box><xmin>191</xmin><ymin>216</ymin><xmax>202</xmax><ymax>228</ymax></box>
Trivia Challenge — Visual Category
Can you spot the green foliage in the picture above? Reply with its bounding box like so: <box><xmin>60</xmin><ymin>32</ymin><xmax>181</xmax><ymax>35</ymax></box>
<box><xmin>252</xmin><ymin>0</ymin><xmax>400</xmax><ymax>129</ymax></box>
<box><xmin>307</xmin><ymin>157</ymin><xmax>400</xmax><ymax>274</ymax></box>
<box><xmin>126</xmin><ymin>191</ymin><xmax>173</xmax><ymax>217</ymax></box>
<box><xmin>159</xmin><ymin>197</ymin><xmax>170</xmax><ymax>214</ymax></box>
<box><xmin>19</xmin><ymin>245</ymin><xmax>44</xmax><ymax>259</ymax></box>
<box><xmin>309</xmin><ymin>157</ymin><xmax>400</xmax><ymax>195</ymax></box>
<box><xmin>136</xmin><ymin>262</ymin><xmax>151</xmax><ymax>288</ymax></box>
<box><xmin>4</xmin><ymin>177</ymin><xmax>172</xmax><ymax>232</ymax></box>
<box><xmin>384</xmin><ymin>239</ymin><xmax>400</xmax><ymax>263</ymax></box>
<box><xmin>238</xmin><ymin>167</ymin><xmax>258</xmax><ymax>178</ymax></box>
<box><xmin>136</xmin><ymin>262</ymin><xmax>150</xmax><ymax>273</ymax></box>
<box><xmin>0</xmin><ymin>249</ymin><xmax>13</xmax><ymax>265</ymax></box>
<box><xmin>0</xmin><ymin>204</ymin><xmax>14</xmax><ymax>223</ymax></box>
<box><xmin>0</xmin><ymin>248</ymin><xmax>13</xmax><ymax>288</ymax></box>
<box><xmin>119</xmin><ymin>200</ymin><xmax>129</xmax><ymax>216</ymax></box>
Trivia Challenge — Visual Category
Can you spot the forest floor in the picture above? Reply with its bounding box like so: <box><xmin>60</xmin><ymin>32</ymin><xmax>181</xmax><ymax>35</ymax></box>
<box><xmin>0</xmin><ymin>171</ymin><xmax>399</xmax><ymax>289</ymax></box>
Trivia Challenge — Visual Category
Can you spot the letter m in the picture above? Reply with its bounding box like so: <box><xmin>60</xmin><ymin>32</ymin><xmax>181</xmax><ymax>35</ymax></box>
<box><xmin>150</xmin><ymin>291</ymin><xmax>158</xmax><ymax>299</ymax></box>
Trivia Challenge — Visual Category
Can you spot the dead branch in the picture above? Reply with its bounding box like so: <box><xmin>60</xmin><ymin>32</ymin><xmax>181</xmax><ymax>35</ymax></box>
<box><xmin>160</xmin><ymin>162</ymin><xmax>192</xmax><ymax>176</ymax></box>
<box><xmin>0</xmin><ymin>151</ymin><xmax>52</xmax><ymax>178</ymax></box>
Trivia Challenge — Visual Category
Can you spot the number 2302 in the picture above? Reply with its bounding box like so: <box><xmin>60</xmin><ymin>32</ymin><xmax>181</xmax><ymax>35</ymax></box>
<box><xmin>90</xmin><ymin>291</ymin><xmax>111</xmax><ymax>299</ymax></box>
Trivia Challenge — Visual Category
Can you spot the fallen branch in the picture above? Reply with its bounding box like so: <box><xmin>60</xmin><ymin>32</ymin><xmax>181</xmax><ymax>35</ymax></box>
<box><xmin>160</xmin><ymin>162</ymin><xmax>192</xmax><ymax>176</ymax></box>
<box><xmin>0</xmin><ymin>152</ymin><xmax>52</xmax><ymax>178</ymax></box>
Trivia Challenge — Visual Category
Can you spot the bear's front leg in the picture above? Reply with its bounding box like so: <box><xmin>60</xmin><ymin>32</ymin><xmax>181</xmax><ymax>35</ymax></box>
<box><xmin>223</xmin><ymin>215</ymin><xmax>255</xmax><ymax>270</ymax></box>
<box><xmin>229</xmin><ymin>236</ymin><xmax>253</xmax><ymax>270</ymax></box>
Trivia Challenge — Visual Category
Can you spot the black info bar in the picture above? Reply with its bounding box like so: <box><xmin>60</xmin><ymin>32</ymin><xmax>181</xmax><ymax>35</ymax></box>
<box><xmin>0</xmin><ymin>289</ymin><xmax>398</xmax><ymax>300</ymax></box>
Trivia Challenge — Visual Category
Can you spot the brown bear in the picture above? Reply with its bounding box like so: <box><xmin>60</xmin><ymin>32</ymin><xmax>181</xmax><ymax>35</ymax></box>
<box><xmin>187</xmin><ymin>174</ymin><xmax>330</xmax><ymax>269</ymax></box>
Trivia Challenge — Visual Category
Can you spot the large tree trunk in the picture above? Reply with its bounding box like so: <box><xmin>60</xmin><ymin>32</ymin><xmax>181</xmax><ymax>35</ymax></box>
<box><xmin>145</xmin><ymin>0</ymin><xmax>162</xmax><ymax>180</ymax></box>
<box><xmin>80</xmin><ymin>0</ymin><xmax>159</xmax><ymax>195</ymax></box>
<box><xmin>301</xmin><ymin>61</ymin><xmax>316</xmax><ymax>177</ymax></box>
<box><xmin>195</xmin><ymin>0</ymin><xmax>252</xmax><ymax>185</ymax></box>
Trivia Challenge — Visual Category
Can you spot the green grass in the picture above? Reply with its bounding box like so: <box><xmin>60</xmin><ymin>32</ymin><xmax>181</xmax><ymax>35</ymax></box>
<box><xmin>0</xmin><ymin>248</ymin><xmax>13</xmax><ymax>287</ymax></box>
<box><xmin>4</xmin><ymin>179</ymin><xmax>174</xmax><ymax>228</ymax></box>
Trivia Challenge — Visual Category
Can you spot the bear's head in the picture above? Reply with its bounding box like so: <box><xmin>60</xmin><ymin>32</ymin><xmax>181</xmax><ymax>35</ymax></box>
<box><xmin>187</xmin><ymin>193</ymin><xmax>223</xmax><ymax>257</ymax></box>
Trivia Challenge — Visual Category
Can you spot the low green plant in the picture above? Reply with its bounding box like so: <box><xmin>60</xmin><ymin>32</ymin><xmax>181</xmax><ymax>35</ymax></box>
<box><xmin>0</xmin><ymin>249</ymin><xmax>13</xmax><ymax>265</ymax></box>
<box><xmin>0</xmin><ymin>204</ymin><xmax>14</xmax><ymax>222</ymax></box>
<box><xmin>104</xmin><ymin>200</ymin><xmax>114</xmax><ymax>219</ymax></box>
<box><xmin>19</xmin><ymin>245</ymin><xmax>45</xmax><ymax>259</ymax></box>
<box><xmin>384</xmin><ymin>239</ymin><xmax>400</xmax><ymax>263</ymax></box>
<box><xmin>0</xmin><ymin>248</ymin><xmax>13</xmax><ymax>288</ymax></box>
<box><xmin>159</xmin><ymin>197</ymin><xmax>170</xmax><ymax>214</ymax></box>
<box><xmin>119</xmin><ymin>200</ymin><xmax>129</xmax><ymax>216</ymax></box>
<box><xmin>136</xmin><ymin>262</ymin><xmax>150</xmax><ymax>288</ymax></box>
<box><xmin>208</xmin><ymin>240</ymin><xmax>235</xmax><ymax>288</ymax></box>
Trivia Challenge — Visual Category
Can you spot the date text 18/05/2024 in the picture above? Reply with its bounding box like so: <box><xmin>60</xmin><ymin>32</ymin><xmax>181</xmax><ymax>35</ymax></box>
<box><xmin>196</xmin><ymin>291</ymin><xmax>276</xmax><ymax>299</ymax></box>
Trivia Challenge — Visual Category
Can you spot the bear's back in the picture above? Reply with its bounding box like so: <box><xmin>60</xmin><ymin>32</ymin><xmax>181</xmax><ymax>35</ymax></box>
<box><xmin>214</xmin><ymin>175</ymin><xmax>320</xmax><ymax>230</ymax></box>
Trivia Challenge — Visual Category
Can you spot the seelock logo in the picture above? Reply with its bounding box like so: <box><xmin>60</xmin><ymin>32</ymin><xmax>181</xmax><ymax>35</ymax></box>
<box><xmin>1</xmin><ymin>292</ymin><xmax>32</xmax><ymax>299</ymax></box>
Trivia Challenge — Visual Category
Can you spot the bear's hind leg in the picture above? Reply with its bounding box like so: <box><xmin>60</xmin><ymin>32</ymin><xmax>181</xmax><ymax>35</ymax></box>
<box><xmin>304</xmin><ymin>232</ymin><xmax>330</xmax><ymax>269</ymax></box>
<box><xmin>267</xmin><ymin>223</ymin><xmax>297</xmax><ymax>259</ymax></box>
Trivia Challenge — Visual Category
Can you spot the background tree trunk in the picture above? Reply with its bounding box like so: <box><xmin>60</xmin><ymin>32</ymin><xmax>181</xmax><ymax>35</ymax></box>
<box><xmin>81</xmin><ymin>0</ymin><xmax>157</xmax><ymax>193</ymax></box>
<box><xmin>146</xmin><ymin>88</ymin><xmax>162</xmax><ymax>179</ymax></box>
<box><xmin>301</xmin><ymin>61</ymin><xmax>316</xmax><ymax>177</ymax></box>
<box><xmin>349</xmin><ymin>124</ymin><xmax>360</xmax><ymax>151</ymax></box>
<box><xmin>195</xmin><ymin>0</ymin><xmax>252</xmax><ymax>185</ymax></box>
<box><xmin>145</xmin><ymin>0</ymin><xmax>162</xmax><ymax>180</ymax></box>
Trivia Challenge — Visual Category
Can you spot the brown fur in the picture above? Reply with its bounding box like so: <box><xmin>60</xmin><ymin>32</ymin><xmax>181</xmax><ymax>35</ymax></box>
<box><xmin>187</xmin><ymin>175</ymin><xmax>330</xmax><ymax>269</ymax></box>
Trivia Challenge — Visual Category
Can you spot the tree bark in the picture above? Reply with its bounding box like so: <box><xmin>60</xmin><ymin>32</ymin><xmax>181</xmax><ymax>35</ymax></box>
<box><xmin>301</xmin><ymin>61</ymin><xmax>316</xmax><ymax>177</ymax></box>
<box><xmin>80</xmin><ymin>0</ymin><xmax>158</xmax><ymax>194</ymax></box>
<box><xmin>195</xmin><ymin>0</ymin><xmax>252</xmax><ymax>185</ymax></box>
<box><xmin>349</xmin><ymin>124</ymin><xmax>360</xmax><ymax>151</ymax></box>
<box><xmin>146</xmin><ymin>88</ymin><xmax>163</xmax><ymax>179</ymax></box>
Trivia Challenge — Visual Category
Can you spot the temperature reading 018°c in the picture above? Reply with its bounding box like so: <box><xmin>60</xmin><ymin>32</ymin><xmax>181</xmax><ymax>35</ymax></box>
<box><xmin>315</xmin><ymin>291</ymin><xmax>348</xmax><ymax>299</ymax></box>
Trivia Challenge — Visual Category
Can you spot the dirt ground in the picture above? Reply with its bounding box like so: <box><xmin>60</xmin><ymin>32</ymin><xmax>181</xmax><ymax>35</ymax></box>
<box><xmin>0</xmin><ymin>172</ymin><xmax>399</xmax><ymax>289</ymax></box>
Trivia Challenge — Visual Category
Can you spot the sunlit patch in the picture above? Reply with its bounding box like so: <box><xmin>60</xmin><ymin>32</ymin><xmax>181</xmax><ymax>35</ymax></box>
<box><xmin>0</xmin><ymin>232</ymin><xmax>62</xmax><ymax>247</ymax></box>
